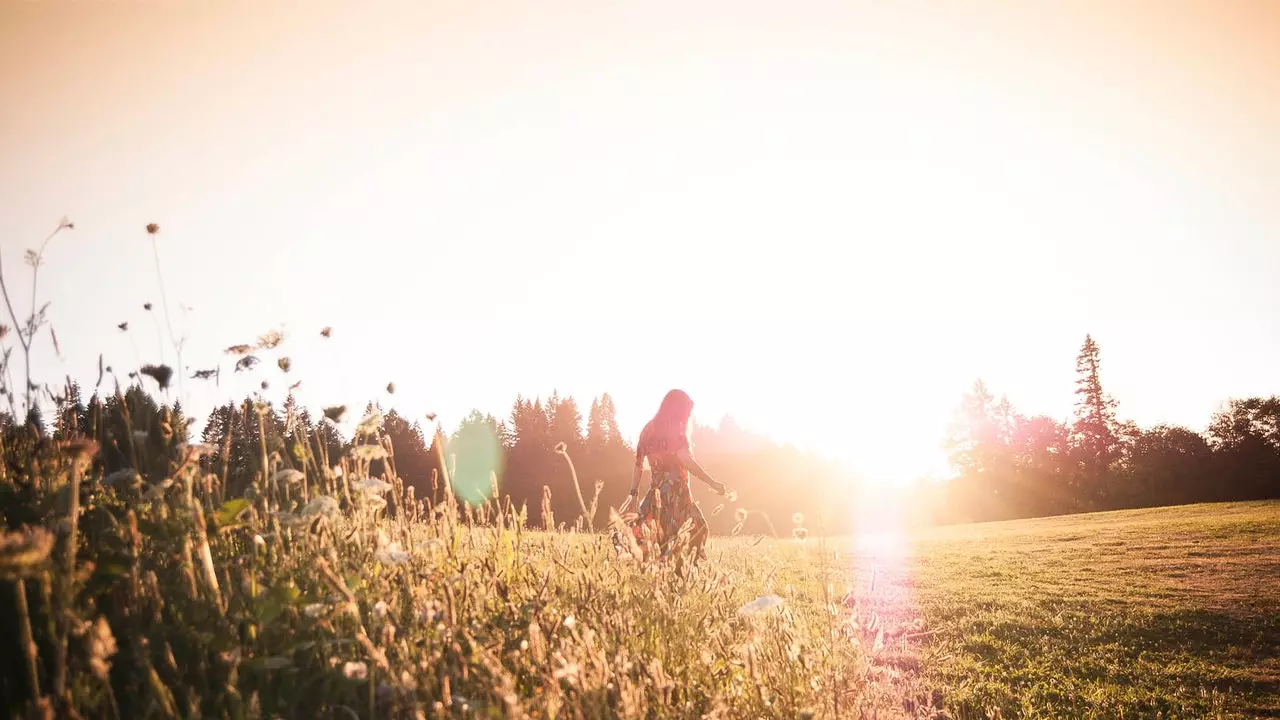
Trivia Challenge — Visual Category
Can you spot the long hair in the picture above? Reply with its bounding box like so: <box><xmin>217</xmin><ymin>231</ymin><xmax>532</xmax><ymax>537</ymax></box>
<box><xmin>639</xmin><ymin>389</ymin><xmax>695</xmax><ymax>455</ymax></box>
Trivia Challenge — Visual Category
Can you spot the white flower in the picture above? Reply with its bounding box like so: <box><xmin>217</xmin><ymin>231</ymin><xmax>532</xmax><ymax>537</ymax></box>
<box><xmin>352</xmin><ymin>477</ymin><xmax>392</xmax><ymax>495</ymax></box>
<box><xmin>738</xmin><ymin>594</ymin><xmax>784</xmax><ymax>616</ymax></box>
<box><xmin>299</xmin><ymin>495</ymin><xmax>340</xmax><ymax>519</ymax></box>
<box><xmin>343</xmin><ymin>661</ymin><xmax>368</xmax><ymax>681</ymax></box>
<box><xmin>355</xmin><ymin>408</ymin><xmax>382</xmax><ymax>436</ymax></box>
<box><xmin>352</xmin><ymin>445</ymin><xmax>387</xmax><ymax>462</ymax></box>
<box><xmin>373</xmin><ymin>600</ymin><xmax>389</xmax><ymax>620</ymax></box>
<box><xmin>272</xmin><ymin>469</ymin><xmax>305</xmax><ymax>485</ymax></box>
<box><xmin>304</xmin><ymin>603</ymin><xmax>326</xmax><ymax>618</ymax></box>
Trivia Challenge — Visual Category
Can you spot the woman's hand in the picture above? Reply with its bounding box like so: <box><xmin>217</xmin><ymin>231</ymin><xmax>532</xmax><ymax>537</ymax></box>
<box><xmin>712</xmin><ymin>480</ymin><xmax>727</xmax><ymax>496</ymax></box>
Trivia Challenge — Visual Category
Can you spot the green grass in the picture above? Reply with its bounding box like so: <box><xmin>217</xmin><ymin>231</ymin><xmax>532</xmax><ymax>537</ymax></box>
<box><xmin>849</xmin><ymin>500</ymin><xmax>1280</xmax><ymax>719</ymax></box>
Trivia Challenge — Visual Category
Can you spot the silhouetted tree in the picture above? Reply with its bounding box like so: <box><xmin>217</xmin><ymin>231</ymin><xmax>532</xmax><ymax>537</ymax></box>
<box><xmin>1071</xmin><ymin>334</ymin><xmax>1121</xmax><ymax>506</ymax></box>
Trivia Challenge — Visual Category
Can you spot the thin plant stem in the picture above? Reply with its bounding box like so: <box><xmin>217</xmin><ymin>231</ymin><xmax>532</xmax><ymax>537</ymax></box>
<box><xmin>0</xmin><ymin>222</ymin><xmax>68</xmax><ymax>418</ymax></box>
<box><xmin>13</xmin><ymin>578</ymin><xmax>42</xmax><ymax>705</ymax></box>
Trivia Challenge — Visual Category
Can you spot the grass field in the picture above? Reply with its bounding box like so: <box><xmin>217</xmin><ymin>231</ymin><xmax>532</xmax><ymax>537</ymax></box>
<box><xmin>841</xmin><ymin>500</ymin><xmax>1280</xmax><ymax>718</ymax></box>
<box><xmin>3</xmin><ymin>438</ymin><xmax>1276</xmax><ymax>720</ymax></box>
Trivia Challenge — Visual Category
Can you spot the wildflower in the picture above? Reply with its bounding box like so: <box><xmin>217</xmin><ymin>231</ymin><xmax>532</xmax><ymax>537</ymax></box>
<box><xmin>372</xmin><ymin>600</ymin><xmax>389</xmax><ymax>620</ymax></box>
<box><xmin>355</xmin><ymin>409</ymin><xmax>382</xmax><ymax>437</ymax></box>
<box><xmin>425</xmin><ymin>412</ymin><xmax>437</xmax><ymax>421</ymax></box>
<box><xmin>257</xmin><ymin>329</ymin><xmax>284</xmax><ymax>350</ymax></box>
<box><xmin>342</xmin><ymin>661</ymin><xmax>368</xmax><ymax>681</ymax></box>
<box><xmin>235</xmin><ymin>355</ymin><xmax>260</xmax><ymax>372</ymax></box>
<box><xmin>738</xmin><ymin>595</ymin><xmax>784</xmax><ymax>616</ymax></box>
<box><xmin>277</xmin><ymin>357</ymin><xmax>292</xmax><ymax>372</ymax></box>
<box><xmin>224</xmin><ymin>344</ymin><xmax>253</xmax><ymax>356</ymax></box>
<box><xmin>320</xmin><ymin>326</ymin><xmax>332</xmax><ymax>338</ymax></box>
<box><xmin>554</xmin><ymin>441</ymin><xmax>568</xmax><ymax>454</ymax></box>
<box><xmin>299</xmin><ymin>495</ymin><xmax>339</xmax><ymax>520</ymax></box>
<box><xmin>260</xmin><ymin>381</ymin><xmax>269</xmax><ymax>391</ymax></box>
<box><xmin>562</xmin><ymin>615</ymin><xmax>576</xmax><ymax>630</ymax></box>
<box><xmin>793</xmin><ymin>527</ymin><xmax>809</xmax><ymax>540</ymax></box>
<box><xmin>304</xmin><ymin>603</ymin><xmax>326</xmax><ymax>618</ymax></box>
<box><xmin>146</xmin><ymin>223</ymin><xmax>160</xmax><ymax>235</ymax></box>
<box><xmin>117</xmin><ymin>322</ymin><xmax>128</xmax><ymax>331</ymax></box>
<box><xmin>87</xmin><ymin>617</ymin><xmax>118</xmax><ymax>682</ymax></box>
<box><xmin>792</xmin><ymin>512</ymin><xmax>805</xmax><ymax>526</ymax></box>
<box><xmin>734</xmin><ymin>508</ymin><xmax>749</xmax><ymax>524</ymax></box>
<box><xmin>352</xmin><ymin>477</ymin><xmax>392</xmax><ymax>494</ymax></box>
<box><xmin>386</xmin><ymin>382</ymin><xmax>396</xmax><ymax>394</ymax></box>
<box><xmin>57</xmin><ymin>437</ymin><xmax>100</xmax><ymax>462</ymax></box>
<box><xmin>352</xmin><ymin>445</ymin><xmax>387</xmax><ymax>462</ymax></box>
<box><xmin>272</xmin><ymin>469</ymin><xmax>305</xmax><ymax>486</ymax></box>
<box><xmin>0</xmin><ymin>526</ymin><xmax>55</xmax><ymax>578</ymax></box>
<box><xmin>144</xmin><ymin>302</ymin><xmax>153</xmax><ymax>311</ymax></box>
<box><xmin>726</xmin><ymin>490</ymin><xmax>739</xmax><ymax>502</ymax></box>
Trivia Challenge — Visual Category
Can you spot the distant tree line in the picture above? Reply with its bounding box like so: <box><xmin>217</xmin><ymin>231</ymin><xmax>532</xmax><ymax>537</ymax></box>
<box><xmin>3</xmin><ymin>333</ymin><xmax>1275</xmax><ymax>533</ymax></box>
<box><xmin>928</xmin><ymin>334</ymin><xmax>1279</xmax><ymax>524</ymax></box>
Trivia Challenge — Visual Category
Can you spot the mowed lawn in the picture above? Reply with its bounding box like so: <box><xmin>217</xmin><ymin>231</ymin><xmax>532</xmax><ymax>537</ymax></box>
<box><xmin>819</xmin><ymin>500</ymin><xmax>1280</xmax><ymax>718</ymax></box>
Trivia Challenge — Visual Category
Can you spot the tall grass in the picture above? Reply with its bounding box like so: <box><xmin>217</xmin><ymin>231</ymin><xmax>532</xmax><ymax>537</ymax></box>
<box><xmin>0</xmin><ymin>220</ymin><xmax>915</xmax><ymax>719</ymax></box>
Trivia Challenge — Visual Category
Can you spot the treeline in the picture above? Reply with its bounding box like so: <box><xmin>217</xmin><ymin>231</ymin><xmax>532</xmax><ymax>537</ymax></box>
<box><xmin>926</xmin><ymin>334</ymin><xmax>1280</xmax><ymax>524</ymax></box>
<box><xmin>5</xmin><ymin>334</ymin><xmax>1275</xmax><ymax>533</ymax></box>
<box><xmin>5</xmin><ymin>386</ymin><xmax>854</xmax><ymax>535</ymax></box>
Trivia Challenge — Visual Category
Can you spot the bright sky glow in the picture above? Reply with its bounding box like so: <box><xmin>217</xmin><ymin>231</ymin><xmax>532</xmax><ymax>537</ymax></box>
<box><xmin>2</xmin><ymin>0</ymin><xmax>1277</xmax><ymax>486</ymax></box>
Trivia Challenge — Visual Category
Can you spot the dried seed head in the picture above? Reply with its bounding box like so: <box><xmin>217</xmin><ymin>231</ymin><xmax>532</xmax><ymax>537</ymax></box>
<box><xmin>140</xmin><ymin>364</ymin><xmax>174</xmax><ymax>391</ymax></box>
<box><xmin>145</xmin><ymin>223</ymin><xmax>160</xmax><ymax>235</ymax></box>
<box><xmin>224</xmin><ymin>344</ymin><xmax>253</xmax><ymax>356</ymax></box>
<box><xmin>256</xmin><ymin>329</ymin><xmax>284</xmax><ymax>350</ymax></box>
<box><xmin>0</xmin><ymin>526</ymin><xmax>55</xmax><ymax>578</ymax></box>
<box><xmin>323</xmin><ymin>405</ymin><xmax>347</xmax><ymax>424</ymax></box>
<box><xmin>277</xmin><ymin>357</ymin><xmax>292</xmax><ymax>373</ymax></box>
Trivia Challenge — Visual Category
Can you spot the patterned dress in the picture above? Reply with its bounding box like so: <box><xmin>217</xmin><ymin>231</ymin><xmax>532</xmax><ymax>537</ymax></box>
<box><xmin>630</xmin><ymin>428</ymin><xmax>708</xmax><ymax>558</ymax></box>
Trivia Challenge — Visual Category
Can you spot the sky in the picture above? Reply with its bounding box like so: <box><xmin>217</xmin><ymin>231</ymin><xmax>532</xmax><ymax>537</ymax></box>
<box><xmin>1</xmin><ymin>0</ymin><xmax>1278</xmax><ymax>485</ymax></box>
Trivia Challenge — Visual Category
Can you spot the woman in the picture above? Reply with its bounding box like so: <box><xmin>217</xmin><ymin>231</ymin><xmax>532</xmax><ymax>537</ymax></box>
<box><xmin>627</xmin><ymin>389</ymin><xmax>727</xmax><ymax>561</ymax></box>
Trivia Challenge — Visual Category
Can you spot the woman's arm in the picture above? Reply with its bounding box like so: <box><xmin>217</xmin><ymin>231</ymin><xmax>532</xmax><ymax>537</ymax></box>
<box><xmin>629</xmin><ymin>463</ymin><xmax>644</xmax><ymax>497</ymax></box>
<box><xmin>676</xmin><ymin>447</ymin><xmax>726</xmax><ymax>495</ymax></box>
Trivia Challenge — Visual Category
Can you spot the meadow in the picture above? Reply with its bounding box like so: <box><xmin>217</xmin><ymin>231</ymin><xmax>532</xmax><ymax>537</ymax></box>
<box><xmin>2</xmin><ymin>396</ymin><xmax>1275</xmax><ymax>720</ymax></box>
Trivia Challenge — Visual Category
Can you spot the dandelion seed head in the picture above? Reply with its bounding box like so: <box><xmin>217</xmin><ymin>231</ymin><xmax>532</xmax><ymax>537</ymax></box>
<box><xmin>792</xmin><ymin>512</ymin><xmax>805</xmax><ymax>526</ymax></box>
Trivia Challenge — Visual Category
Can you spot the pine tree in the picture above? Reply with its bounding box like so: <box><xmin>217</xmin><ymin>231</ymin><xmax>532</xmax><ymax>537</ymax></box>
<box><xmin>1071</xmin><ymin>334</ymin><xmax>1120</xmax><ymax>505</ymax></box>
